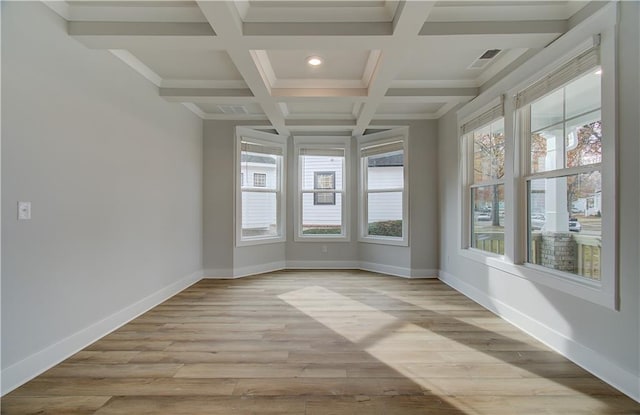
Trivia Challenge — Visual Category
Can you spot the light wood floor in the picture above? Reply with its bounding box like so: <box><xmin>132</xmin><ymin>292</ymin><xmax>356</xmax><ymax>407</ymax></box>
<box><xmin>3</xmin><ymin>270</ymin><xmax>639</xmax><ymax>414</ymax></box>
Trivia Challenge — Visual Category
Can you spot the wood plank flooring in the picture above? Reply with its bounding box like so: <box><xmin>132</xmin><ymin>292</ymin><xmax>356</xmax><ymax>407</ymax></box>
<box><xmin>3</xmin><ymin>270</ymin><xmax>640</xmax><ymax>414</ymax></box>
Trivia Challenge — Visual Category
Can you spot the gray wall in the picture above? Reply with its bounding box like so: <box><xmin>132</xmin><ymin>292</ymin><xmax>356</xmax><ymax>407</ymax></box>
<box><xmin>203</xmin><ymin>121</ymin><xmax>236</xmax><ymax>274</ymax></box>
<box><xmin>2</xmin><ymin>0</ymin><xmax>203</xmax><ymax>372</ymax></box>
<box><xmin>438</xmin><ymin>1</ymin><xmax>639</xmax><ymax>398</ymax></box>
<box><xmin>202</xmin><ymin>120</ymin><xmax>440</xmax><ymax>274</ymax></box>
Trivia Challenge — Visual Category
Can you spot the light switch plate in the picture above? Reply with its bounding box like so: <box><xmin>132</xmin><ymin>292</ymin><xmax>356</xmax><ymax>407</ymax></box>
<box><xmin>18</xmin><ymin>202</ymin><xmax>31</xmax><ymax>220</ymax></box>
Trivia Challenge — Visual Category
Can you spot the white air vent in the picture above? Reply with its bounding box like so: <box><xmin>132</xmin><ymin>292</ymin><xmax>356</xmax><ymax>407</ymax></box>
<box><xmin>468</xmin><ymin>49</ymin><xmax>502</xmax><ymax>70</ymax></box>
<box><xmin>217</xmin><ymin>105</ymin><xmax>249</xmax><ymax>115</ymax></box>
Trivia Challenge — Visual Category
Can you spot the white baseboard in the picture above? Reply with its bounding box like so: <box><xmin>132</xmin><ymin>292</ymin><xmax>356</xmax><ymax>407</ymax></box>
<box><xmin>1</xmin><ymin>270</ymin><xmax>203</xmax><ymax>396</ymax></box>
<box><xmin>410</xmin><ymin>268</ymin><xmax>439</xmax><ymax>278</ymax></box>
<box><xmin>439</xmin><ymin>270</ymin><xmax>640</xmax><ymax>403</ymax></box>
<box><xmin>201</xmin><ymin>268</ymin><xmax>234</xmax><ymax>279</ymax></box>
<box><xmin>359</xmin><ymin>261</ymin><xmax>413</xmax><ymax>278</ymax></box>
<box><xmin>233</xmin><ymin>261</ymin><xmax>286</xmax><ymax>278</ymax></box>
<box><xmin>286</xmin><ymin>260</ymin><xmax>360</xmax><ymax>269</ymax></box>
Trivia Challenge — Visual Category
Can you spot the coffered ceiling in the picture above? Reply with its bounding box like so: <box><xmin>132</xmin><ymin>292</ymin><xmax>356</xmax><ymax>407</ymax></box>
<box><xmin>45</xmin><ymin>0</ymin><xmax>588</xmax><ymax>135</ymax></box>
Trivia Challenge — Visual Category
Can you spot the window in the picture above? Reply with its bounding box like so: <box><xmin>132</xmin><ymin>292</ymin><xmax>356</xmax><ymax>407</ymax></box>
<box><xmin>358</xmin><ymin>128</ymin><xmax>408</xmax><ymax>245</ymax></box>
<box><xmin>236</xmin><ymin>128</ymin><xmax>286</xmax><ymax>246</ymax></box>
<box><xmin>313</xmin><ymin>172</ymin><xmax>336</xmax><ymax>205</ymax></box>
<box><xmin>517</xmin><ymin>47</ymin><xmax>603</xmax><ymax>281</ymax></box>
<box><xmin>461</xmin><ymin>103</ymin><xmax>505</xmax><ymax>255</ymax></box>
<box><xmin>294</xmin><ymin>137</ymin><xmax>349</xmax><ymax>240</ymax></box>
<box><xmin>253</xmin><ymin>173</ymin><xmax>266</xmax><ymax>187</ymax></box>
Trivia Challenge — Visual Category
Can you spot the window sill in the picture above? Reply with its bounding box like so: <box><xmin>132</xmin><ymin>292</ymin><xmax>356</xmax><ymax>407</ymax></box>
<box><xmin>359</xmin><ymin>236</ymin><xmax>408</xmax><ymax>247</ymax></box>
<box><xmin>458</xmin><ymin>248</ymin><xmax>615</xmax><ymax>310</ymax></box>
<box><xmin>236</xmin><ymin>236</ymin><xmax>286</xmax><ymax>247</ymax></box>
<box><xmin>294</xmin><ymin>235</ymin><xmax>350</xmax><ymax>243</ymax></box>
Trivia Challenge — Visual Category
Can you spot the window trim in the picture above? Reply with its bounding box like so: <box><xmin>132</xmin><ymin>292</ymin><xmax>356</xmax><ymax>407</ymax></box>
<box><xmin>293</xmin><ymin>136</ymin><xmax>351</xmax><ymax>242</ymax></box>
<box><xmin>455</xmin><ymin>2</ymin><xmax>618</xmax><ymax>310</ymax></box>
<box><xmin>235</xmin><ymin>127</ymin><xmax>287</xmax><ymax>247</ymax></box>
<box><xmin>357</xmin><ymin>127</ymin><xmax>409</xmax><ymax>246</ymax></box>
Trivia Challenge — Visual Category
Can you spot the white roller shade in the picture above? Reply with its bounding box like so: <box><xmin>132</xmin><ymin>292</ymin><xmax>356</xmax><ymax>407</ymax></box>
<box><xmin>299</xmin><ymin>148</ymin><xmax>345</xmax><ymax>157</ymax></box>
<box><xmin>241</xmin><ymin>140</ymin><xmax>283</xmax><ymax>156</ymax></box>
<box><xmin>361</xmin><ymin>139</ymin><xmax>404</xmax><ymax>157</ymax></box>
<box><xmin>461</xmin><ymin>103</ymin><xmax>504</xmax><ymax>135</ymax></box>
<box><xmin>516</xmin><ymin>46</ymin><xmax>600</xmax><ymax>109</ymax></box>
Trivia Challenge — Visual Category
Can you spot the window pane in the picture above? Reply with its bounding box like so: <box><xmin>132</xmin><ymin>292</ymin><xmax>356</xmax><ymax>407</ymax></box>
<box><xmin>473</xmin><ymin>119</ymin><xmax>505</xmax><ymax>182</ymax></box>
<box><xmin>566</xmin><ymin>69</ymin><xmax>601</xmax><ymax>119</ymax></box>
<box><xmin>367</xmin><ymin>192</ymin><xmax>403</xmax><ymax>238</ymax></box>
<box><xmin>531</xmin><ymin>125</ymin><xmax>563</xmax><ymax>173</ymax></box>
<box><xmin>471</xmin><ymin>184</ymin><xmax>504</xmax><ymax>255</ymax></box>
<box><xmin>302</xmin><ymin>192</ymin><xmax>342</xmax><ymax>235</ymax></box>
<box><xmin>530</xmin><ymin>70</ymin><xmax>602</xmax><ymax>174</ymax></box>
<box><xmin>565</xmin><ymin>111</ymin><xmax>602</xmax><ymax>168</ymax></box>
<box><xmin>301</xmin><ymin>155</ymin><xmax>344</xmax><ymax>191</ymax></box>
<box><xmin>241</xmin><ymin>151</ymin><xmax>279</xmax><ymax>190</ymax></box>
<box><xmin>241</xmin><ymin>191</ymin><xmax>278</xmax><ymax>238</ymax></box>
<box><xmin>531</xmin><ymin>88</ymin><xmax>563</xmax><ymax>131</ymax></box>
<box><xmin>366</xmin><ymin>151</ymin><xmax>403</xmax><ymax>190</ymax></box>
<box><xmin>528</xmin><ymin>172</ymin><xmax>602</xmax><ymax>280</ymax></box>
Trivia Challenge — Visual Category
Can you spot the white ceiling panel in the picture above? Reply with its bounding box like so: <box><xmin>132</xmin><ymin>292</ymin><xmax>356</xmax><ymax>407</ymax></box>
<box><xmin>266</xmin><ymin>50</ymin><xmax>371</xmax><ymax>80</ymax></box>
<box><xmin>130</xmin><ymin>49</ymin><xmax>243</xmax><ymax>81</ymax></box>
<box><xmin>196</xmin><ymin>102</ymin><xmax>265</xmax><ymax>115</ymax></box>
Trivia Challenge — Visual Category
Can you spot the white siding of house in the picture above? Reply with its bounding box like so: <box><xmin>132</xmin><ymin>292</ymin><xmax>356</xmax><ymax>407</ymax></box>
<box><xmin>367</xmin><ymin>166</ymin><xmax>404</xmax><ymax>223</ymax></box>
<box><xmin>240</xmin><ymin>163</ymin><xmax>277</xmax><ymax>229</ymax></box>
<box><xmin>301</xmin><ymin>156</ymin><xmax>343</xmax><ymax>226</ymax></box>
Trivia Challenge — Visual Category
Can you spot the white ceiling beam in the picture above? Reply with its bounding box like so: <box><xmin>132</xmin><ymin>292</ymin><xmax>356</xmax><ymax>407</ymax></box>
<box><xmin>385</xmin><ymin>87</ymin><xmax>479</xmax><ymax>98</ymax></box>
<box><xmin>197</xmin><ymin>1</ymin><xmax>289</xmax><ymax>135</ymax></box>
<box><xmin>243</xmin><ymin>22</ymin><xmax>392</xmax><ymax>36</ymax></box>
<box><xmin>68</xmin><ymin>21</ymin><xmax>220</xmax><ymax>49</ymax></box>
<box><xmin>69</xmin><ymin>21</ymin><xmax>215</xmax><ymax>36</ymax></box>
<box><xmin>419</xmin><ymin>20</ymin><xmax>567</xmax><ymax>36</ymax></box>
<box><xmin>353</xmin><ymin>1</ymin><xmax>437</xmax><ymax>136</ymax></box>
<box><xmin>62</xmin><ymin>4</ymin><xmax>206</xmax><ymax>23</ymax></box>
<box><xmin>242</xmin><ymin>6</ymin><xmax>393</xmax><ymax>23</ymax></box>
<box><xmin>271</xmin><ymin>88</ymin><xmax>368</xmax><ymax>98</ymax></box>
<box><xmin>160</xmin><ymin>87</ymin><xmax>257</xmax><ymax>104</ymax></box>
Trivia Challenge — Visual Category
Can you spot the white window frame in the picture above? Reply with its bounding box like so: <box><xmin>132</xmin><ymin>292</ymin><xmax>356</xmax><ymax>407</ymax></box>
<box><xmin>460</xmin><ymin>99</ymin><xmax>505</xmax><ymax>257</ymax></box>
<box><xmin>515</xmin><ymin>40</ymin><xmax>615</xmax><ymax>305</ymax></box>
<box><xmin>357</xmin><ymin>128</ymin><xmax>409</xmax><ymax>246</ymax></box>
<box><xmin>235</xmin><ymin>127</ymin><xmax>287</xmax><ymax>247</ymax></box>
<box><xmin>293</xmin><ymin>136</ymin><xmax>350</xmax><ymax>242</ymax></box>
<box><xmin>455</xmin><ymin>3</ymin><xmax>618</xmax><ymax>309</ymax></box>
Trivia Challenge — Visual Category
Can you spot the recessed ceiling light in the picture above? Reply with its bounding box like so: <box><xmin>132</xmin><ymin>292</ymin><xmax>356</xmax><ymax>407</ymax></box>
<box><xmin>307</xmin><ymin>56</ymin><xmax>323</xmax><ymax>66</ymax></box>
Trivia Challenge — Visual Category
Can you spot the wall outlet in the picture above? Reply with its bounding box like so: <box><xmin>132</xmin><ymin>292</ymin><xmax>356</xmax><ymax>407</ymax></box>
<box><xmin>18</xmin><ymin>202</ymin><xmax>31</xmax><ymax>220</ymax></box>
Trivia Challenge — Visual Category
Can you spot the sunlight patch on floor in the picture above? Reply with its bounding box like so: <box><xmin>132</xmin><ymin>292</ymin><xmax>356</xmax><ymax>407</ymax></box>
<box><xmin>278</xmin><ymin>285</ymin><xmax>607</xmax><ymax>413</ymax></box>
